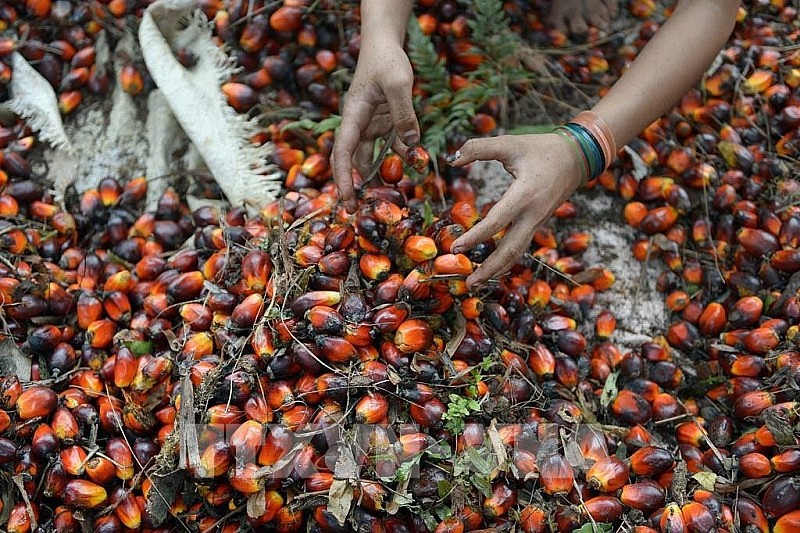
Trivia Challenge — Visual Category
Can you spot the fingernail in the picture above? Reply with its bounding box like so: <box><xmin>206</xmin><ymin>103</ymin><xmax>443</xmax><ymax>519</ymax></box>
<box><xmin>445</xmin><ymin>150</ymin><xmax>461</xmax><ymax>165</ymax></box>
<box><xmin>402</xmin><ymin>130</ymin><xmax>418</xmax><ymax>145</ymax></box>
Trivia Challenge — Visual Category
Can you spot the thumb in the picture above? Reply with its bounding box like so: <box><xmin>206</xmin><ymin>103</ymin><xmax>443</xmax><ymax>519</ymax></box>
<box><xmin>446</xmin><ymin>137</ymin><xmax>512</xmax><ymax>167</ymax></box>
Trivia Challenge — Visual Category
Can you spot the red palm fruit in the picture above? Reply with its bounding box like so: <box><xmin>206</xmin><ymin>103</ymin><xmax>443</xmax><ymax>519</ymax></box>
<box><xmin>290</xmin><ymin>290</ymin><xmax>340</xmax><ymax>315</ymax></box>
<box><xmin>554</xmin><ymin>356</ymin><xmax>579</xmax><ymax>388</ymax></box>
<box><xmin>270</xmin><ymin>5</ymin><xmax>303</xmax><ymax>31</ymax></box>
<box><xmin>518</xmin><ymin>504</ymin><xmax>547</xmax><ymax>533</ymax></box>
<box><xmin>660</xmin><ymin>503</ymin><xmax>687</xmax><ymax>533</ymax></box>
<box><xmin>281</xmin><ymin>405</ymin><xmax>313</xmax><ymax>432</ymax></box>
<box><xmin>775</xmin><ymin>510</ymin><xmax>800</xmax><ymax>533</ymax></box>
<box><xmin>612</xmin><ymin>390</ymin><xmax>652</xmax><ymax>425</ymax></box>
<box><xmin>675</xmin><ymin>420</ymin><xmax>706</xmax><ymax>447</ymax></box>
<box><xmin>0</xmin><ymin>228</ymin><xmax>28</xmax><ymax>254</ymax></box>
<box><xmin>306</xmin><ymin>305</ymin><xmax>344</xmax><ymax>335</ymax></box>
<box><xmin>105</xmin><ymin>437</ymin><xmax>134</xmax><ymax>480</ymax></box>
<box><xmin>119</xmin><ymin>64</ymin><xmax>143</xmax><ymax>95</ymax></box>
<box><xmin>735</xmin><ymin>496</ymin><xmax>769</xmax><ymax>533</ymax></box>
<box><xmin>102</xmin><ymin>291</ymin><xmax>130</xmax><ymax>324</ymax></box>
<box><xmin>323</xmin><ymin>225</ymin><xmax>355</xmax><ymax>253</ymax></box>
<box><xmin>222</xmin><ymin>82</ymin><xmax>258</xmax><ymax>112</ymax></box>
<box><xmin>772</xmin><ymin>449</ymin><xmax>800</xmax><ymax>473</ymax></box>
<box><xmin>52</xmin><ymin>506</ymin><xmax>78</xmax><ymax>533</ymax></box>
<box><xmin>539</xmin><ymin>453</ymin><xmax>574</xmax><ymax>496</ymax></box>
<box><xmin>228</xmin><ymin>420</ymin><xmax>263</xmax><ymax>464</ymax></box>
<box><xmin>167</xmin><ymin>271</ymin><xmax>204</xmax><ymax>302</ymax></box>
<box><xmin>434</xmin><ymin>517</ymin><xmax>465</xmax><ymax>533</ymax></box>
<box><xmin>585</xmin><ymin>456</ymin><xmax>629</xmax><ymax>492</ymax></box>
<box><xmin>64</xmin><ymin>479</ymin><xmax>107</xmax><ymax>508</ymax></box>
<box><xmin>583</xmin><ymin>496</ymin><xmax>624</xmax><ymax>523</ymax></box>
<box><xmin>737</xmin><ymin>228</ymin><xmax>779</xmax><ymax>257</ymax></box>
<box><xmin>395</xmin><ymin>319</ymin><xmax>434</xmax><ymax>353</ymax></box>
<box><xmin>0</xmin><ymin>194</ymin><xmax>19</xmax><ymax>216</ymax></box>
<box><xmin>231</xmin><ymin>293</ymin><xmax>264</xmax><ymax>327</ymax></box>
<box><xmin>460</xmin><ymin>296</ymin><xmax>483</xmax><ymax>320</ymax></box>
<box><xmin>31</xmin><ymin>423</ymin><xmax>60</xmax><ymax>458</ymax></box>
<box><xmin>242</xmin><ymin>250</ymin><xmax>272</xmax><ymax>292</ymax></box>
<box><xmin>624</xmin><ymin>201</ymin><xmax>648</xmax><ymax>228</ymax></box>
<box><xmin>76</xmin><ymin>291</ymin><xmax>103</xmax><ymax>329</ymax></box>
<box><xmin>59</xmin><ymin>90</ymin><xmax>82</xmax><ymax>114</ymax></box>
<box><xmin>697</xmin><ymin>302</ymin><xmax>726</xmax><ymax>336</ymax></box>
<box><xmin>355</xmin><ymin>393</ymin><xmax>389</xmax><ymax>424</ymax></box>
<box><xmin>640</xmin><ymin>206</ymin><xmax>678</xmax><ymax>234</ymax></box>
<box><xmin>409</xmin><ymin>397</ymin><xmax>446</xmax><ymax>429</ymax></box>
<box><xmin>379</xmin><ymin>153</ymin><xmax>404</xmax><ymax>184</ymax></box>
<box><xmin>85</xmin><ymin>456</ymin><xmax>116</xmax><ymax>485</ymax></box>
<box><xmin>630</xmin><ymin>446</ymin><xmax>674</xmax><ymax>477</ymax></box>
<box><xmin>482</xmin><ymin>482</ymin><xmax>516</xmax><ymax>520</ymax></box>
<box><xmin>652</xmin><ymin>393</ymin><xmax>682</xmax><ymax>421</ymax></box>
<box><xmin>372</xmin><ymin>305</ymin><xmax>410</xmax><ymax>332</ymax></box>
<box><xmin>526</xmin><ymin>279</ymin><xmax>552</xmax><ymax>308</ymax></box>
<box><xmin>258</xmin><ymin>426</ymin><xmax>294</xmax><ymax>467</ymax></box>
<box><xmin>449</xmin><ymin>201</ymin><xmax>479</xmax><ymax>229</ymax></box>
<box><xmin>85</xmin><ymin>318</ymin><xmax>116</xmax><ymax>349</ymax></box>
<box><xmin>229</xmin><ymin>463</ymin><xmax>264</xmax><ymax>495</ymax></box>
<box><xmin>315</xmin><ymin>335</ymin><xmax>356</xmax><ymax>363</ymax></box>
<box><xmin>770</xmin><ymin>248</ymin><xmax>800</xmax><ymax>272</ymax></box>
<box><xmin>733</xmin><ymin>391</ymin><xmax>775</xmax><ymax>420</ymax></box>
<box><xmin>405</xmin><ymin>143</ymin><xmax>430</xmax><ymax>173</ymax></box>
<box><xmin>404</xmin><ymin>235</ymin><xmax>438</xmax><ymax>263</ymax></box>
<box><xmin>763</xmin><ymin>476</ymin><xmax>800</xmax><ymax>518</ymax></box>
<box><xmin>16</xmin><ymin>385</ymin><xmax>58</xmax><ymax>420</ymax></box>
<box><xmin>739</xmin><ymin>452</ymin><xmax>772</xmax><ymax>478</ymax></box>
<box><xmin>0</xmin><ymin>411</ymin><xmax>10</xmax><ymax>434</ymax></box>
<box><xmin>178</xmin><ymin>302</ymin><xmax>211</xmax><ymax>331</ymax></box>
<box><xmin>528</xmin><ymin>342</ymin><xmax>555</xmax><ymax>379</ymax></box>
<box><xmin>359</xmin><ymin>253</ymin><xmax>392</xmax><ymax>281</ymax></box>
<box><xmin>7</xmin><ymin>502</ymin><xmax>39</xmax><ymax>533</ymax></box>
<box><xmin>595</xmin><ymin>310</ymin><xmax>617</xmax><ymax>339</ymax></box>
<box><xmin>198</xmin><ymin>441</ymin><xmax>231</xmax><ymax>478</ymax></box>
<box><xmin>52</xmin><ymin>407</ymin><xmax>79</xmax><ymax>442</ymax></box>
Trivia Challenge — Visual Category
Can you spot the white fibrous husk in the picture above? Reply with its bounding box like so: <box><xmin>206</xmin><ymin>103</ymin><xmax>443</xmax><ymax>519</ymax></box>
<box><xmin>8</xmin><ymin>52</ymin><xmax>73</xmax><ymax>155</ymax></box>
<box><xmin>139</xmin><ymin>0</ymin><xmax>281</xmax><ymax>213</ymax></box>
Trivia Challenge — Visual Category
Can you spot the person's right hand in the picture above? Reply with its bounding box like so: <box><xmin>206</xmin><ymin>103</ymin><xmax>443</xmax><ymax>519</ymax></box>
<box><xmin>332</xmin><ymin>37</ymin><xmax>420</xmax><ymax>213</ymax></box>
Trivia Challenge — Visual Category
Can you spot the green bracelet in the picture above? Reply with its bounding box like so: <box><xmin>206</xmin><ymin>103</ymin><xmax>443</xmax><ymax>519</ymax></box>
<box><xmin>555</xmin><ymin>127</ymin><xmax>589</xmax><ymax>186</ymax></box>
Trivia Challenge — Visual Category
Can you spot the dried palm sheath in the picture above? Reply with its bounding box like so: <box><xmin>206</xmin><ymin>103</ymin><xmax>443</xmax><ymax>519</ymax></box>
<box><xmin>139</xmin><ymin>0</ymin><xmax>281</xmax><ymax>213</ymax></box>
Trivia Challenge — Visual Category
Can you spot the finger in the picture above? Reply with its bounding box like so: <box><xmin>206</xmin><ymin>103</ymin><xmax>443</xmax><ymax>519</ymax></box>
<box><xmin>450</xmin><ymin>178</ymin><xmax>533</xmax><ymax>253</ymax></box>
<box><xmin>353</xmin><ymin>140</ymin><xmax>374</xmax><ymax>182</ymax></box>
<box><xmin>382</xmin><ymin>73</ymin><xmax>420</xmax><ymax>146</ymax></box>
<box><xmin>446</xmin><ymin>137</ymin><xmax>513</xmax><ymax>167</ymax></box>
<box><xmin>391</xmin><ymin>135</ymin><xmax>410</xmax><ymax>159</ymax></box>
<box><xmin>465</xmin><ymin>213</ymin><xmax>540</xmax><ymax>289</ymax></box>
<box><xmin>332</xmin><ymin>99</ymin><xmax>373</xmax><ymax>212</ymax></box>
<box><xmin>544</xmin><ymin>2</ymin><xmax>568</xmax><ymax>33</ymax></box>
<box><xmin>587</xmin><ymin>4</ymin><xmax>610</xmax><ymax>30</ymax></box>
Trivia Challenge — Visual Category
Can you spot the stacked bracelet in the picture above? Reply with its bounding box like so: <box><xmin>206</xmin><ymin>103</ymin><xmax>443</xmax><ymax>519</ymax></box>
<box><xmin>555</xmin><ymin>111</ymin><xmax>618</xmax><ymax>186</ymax></box>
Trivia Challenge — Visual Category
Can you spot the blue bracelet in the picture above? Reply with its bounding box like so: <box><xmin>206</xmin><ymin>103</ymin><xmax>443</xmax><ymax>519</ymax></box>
<box><xmin>557</xmin><ymin>123</ymin><xmax>606</xmax><ymax>181</ymax></box>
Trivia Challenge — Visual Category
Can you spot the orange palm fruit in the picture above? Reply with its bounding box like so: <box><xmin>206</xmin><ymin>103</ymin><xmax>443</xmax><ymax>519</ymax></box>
<box><xmin>583</xmin><ymin>496</ymin><xmax>624</xmax><ymax>523</ymax></box>
<box><xmin>482</xmin><ymin>482</ymin><xmax>516</xmax><ymax>520</ymax></box>
<box><xmin>585</xmin><ymin>456</ymin><xmax>629</xmax><ymax>492</ymax></box>
<box><xmin>404</xmin><ymin>235</ymin><xmax>438</xmax><ymax>263</ymax></box>
<box><xmin>539</xmin><ymin>452</ymin><xmax>574</xmax><ymax>495</ymax></box>
<box><xmin>630</xmin><ymin>446</ymin><xmax>674</xmax><ymax>477</ymax></box>
<box><xmin>359</xmin><ymin>253</ymin><xmax>392</xmax><ymax>280</ymax></box>
<box><xmin>105</xmin><ymin>437</ymin><xmax>134</xmax><ymax>480</ymax></box>
<box><xmin>659</xmin><ymin>503</ymin><xmax>687</xmax><ymax>533</ymax></box>
<box><xmin>595</xmin><ymin>310</ymin><xmax>617</xmax><ymax>339</ymax></box>
<box><xmin>735</xmin><ymin>496</ymin><xmax>769</xmax><ymax>533</ymax></box>
<box><xmin>64</xmin><ymin>479</ymin><xmax>107</xmax><ymax>508</ymax></box>
<box><xmin>7</xmin><ymin>502</ymin><xmax>39</xmax><ymax>533</ymax></box>
<box><xmin>394</xmin><ymin>319</ymin><xmax>434</xmax><ymax>353</ymax></box>
<box><xmin>612</xmin><ymin>390</ymin><xmax>652</xmax><ymax>425</ymax></box>
<box><xmin>697</xmin><ymin>302</ymin><xmax>726</xmax><ymax>336</ymax></box>
<box><xmin>85</xmin><ymin>456</ymin><xmax>116</xmax><ymax>485</ymax></box>
<box><xmin>16</xmin><ymin>385</ymin><xmax>58</xmax><ymax>420</ymax></box>
<box><xmin>640</xmin><ymin>206</ymin><xmax>678</xmax><ymax>234</ymax></box>
<box><xmin>355</xmin><ymin>393</ymin><xmax>389</xmax><ymax>423</ymax></box>
<box><xmin>771</xmin><ymin>449</ymin><xmax>800</xmax><ymax>473</ymax></box>
<box><xmin>231</xmin><ymin>293</ymin><xmax>265</xmax><ymax>327</ymax></box>
<box><xmin>241</xmin><ymin>250</ymin><xmax>272</xmax><ymax>292</ymax></box>
<box><xmin>775</xmin><ymin>510</ymin><xmax>800</xmax><ymax>533</ymax></box>
<box><xmin>315</xmin><ymin>335</ymin><xmax>357</xmax><ymax>363</ymax></box>
<box><xmin>379</xmin><ymin>153</ymin><xmax>404</xmax><ymax>184</ymax></box>
<box><xmin>119</xmin><ymin>64</ymin><xmax>144</xmax><ymax>95</ymax></box>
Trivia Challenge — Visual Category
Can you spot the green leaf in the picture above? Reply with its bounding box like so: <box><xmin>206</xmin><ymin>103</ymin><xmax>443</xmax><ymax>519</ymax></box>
<box><xmin>464</xmin><ymin>447</ymin><xmax>493</xmax><ymax>475</ymax></box>
<box><xmin>437</xmin><ymin>480</ymin><xmax>452</xmax><ymax>498</ymax></box>
<box><xmin>692</xmin><ymin>472</ymin><xmax>717</xmax><ymax>492</ymax></box>
<box><xmin>470</xmin><ymin>474</ymin><xmax>493</xmax><ymax>498</ymax></box>
<box><xmin>573</xmin><ymin>523</ymin><xmax>613</xmax><ymax>533</ymax></box>
<box><xmin>600</xmin><ymin>371</ymin><xmax>619</xmax><ymax>408</ymax></box>
<box><xmin>313</xmin><ymin>115</ymin><xmax>342</xmax><ymax>134</ymax></box>
<box><xmin>125</xmin><ymin>340</ymin><xmax>152</xmax><ymax>356</ymax></box>
<box><xmin>422</xmin><ymin>201</ymin><xmax>435</xmax><ymax>230</ymax></box>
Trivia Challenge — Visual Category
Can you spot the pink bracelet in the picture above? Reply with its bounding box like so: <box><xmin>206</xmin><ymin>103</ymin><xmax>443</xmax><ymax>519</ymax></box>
<box><xmin>571</xmin><ymin>111</ymin><xmax>617</xmax><ymax>170</ymax></box>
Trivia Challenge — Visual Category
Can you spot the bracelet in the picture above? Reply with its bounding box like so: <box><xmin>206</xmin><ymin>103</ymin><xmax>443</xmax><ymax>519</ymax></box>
<box><xmin>570</xmin><ymin>110</ymin><xmax>618</xmax><ymax>170</ymax></box>
<box><xmin>554</xmin><ymin>127</ymin><xmax>589</xmax><ymax>186</ymax></box>
<box><xmin>556</xmin><ymin>123</ymin><xmax>604</xmax><ymax>184</ymax></box>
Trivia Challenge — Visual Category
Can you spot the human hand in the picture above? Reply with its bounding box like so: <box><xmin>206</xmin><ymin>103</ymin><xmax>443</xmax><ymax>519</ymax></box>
<box><xmin>332</xmin><ymin>38</ymin><xmax>420</xmax><ymax>213</ymax></box>
<box><xmin>448</xmin><ymin>133</ymin><xmax>583</xmax><ymax>289</ymax></box>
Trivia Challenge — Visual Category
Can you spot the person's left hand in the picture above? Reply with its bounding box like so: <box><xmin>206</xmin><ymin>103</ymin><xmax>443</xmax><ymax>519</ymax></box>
<box><xmin>448</xmin><ymin>133</ymin><xmax>583</xmax><ymax>289</ymax></box>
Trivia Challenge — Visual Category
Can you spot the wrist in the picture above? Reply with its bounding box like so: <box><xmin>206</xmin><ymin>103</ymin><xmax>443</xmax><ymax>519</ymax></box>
<box><xmin>548</xmin><ymin>132</ymin><xmax>586</xmax><ymax>192</ymax></box>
